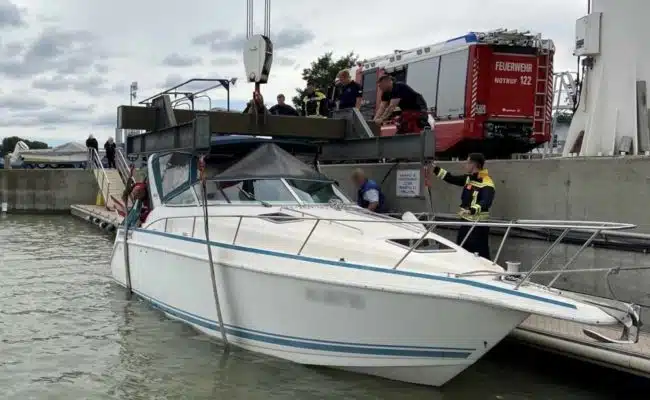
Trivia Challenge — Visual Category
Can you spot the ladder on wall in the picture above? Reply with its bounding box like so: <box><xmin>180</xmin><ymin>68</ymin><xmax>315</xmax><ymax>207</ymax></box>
<box><xmin>533</xmin><ymin>45</ymin><xmax>553</xmax><ymax>137</ymax></box>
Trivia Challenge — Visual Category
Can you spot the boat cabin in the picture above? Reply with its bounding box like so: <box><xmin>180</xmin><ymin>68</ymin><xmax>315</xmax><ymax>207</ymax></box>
<box><xmin>146</xmin><ymin>135</ymin><xmax>353</xmax><ymax>210</ymax></box>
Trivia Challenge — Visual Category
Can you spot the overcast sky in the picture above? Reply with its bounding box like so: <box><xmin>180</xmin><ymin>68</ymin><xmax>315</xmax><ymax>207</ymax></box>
<box><xmin>0</xmin><ymin>0</ymin><xmax>587</xmax><ymax>146</ymax></box>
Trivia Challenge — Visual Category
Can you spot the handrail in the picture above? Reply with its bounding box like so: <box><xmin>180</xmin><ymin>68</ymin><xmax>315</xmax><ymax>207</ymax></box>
<box><xmin>89</xmin><ymin>148</ymin><xmax>111</xmax><ymax>209</ymax></box>
<box><xmin>143</xmin><ymin>213</ymin><xmax>636</xmax><ymax>292</ymax></box>
<box><xmin>116</xmin><ymin>147</ymin><xmax>136</xmax><ymax>187</ymax></box>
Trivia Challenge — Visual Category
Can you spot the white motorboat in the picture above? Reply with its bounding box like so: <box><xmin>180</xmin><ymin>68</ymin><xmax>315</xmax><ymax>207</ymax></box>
<box><xmin>109</xmin><ymin>137</ymin><xmax>641</xmax><ymax>387</ymax></box>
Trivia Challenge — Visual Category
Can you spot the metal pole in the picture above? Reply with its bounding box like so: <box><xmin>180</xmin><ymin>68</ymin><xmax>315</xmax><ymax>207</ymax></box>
<box><xmin>227</xmin><ymin>85</ymin><xmax>231</xmax><ymax>111</ymax></box>
<box><xmin>199</xmin><ymin>155</ymin><xmax>229</xmax><ymax>349</ymax></box>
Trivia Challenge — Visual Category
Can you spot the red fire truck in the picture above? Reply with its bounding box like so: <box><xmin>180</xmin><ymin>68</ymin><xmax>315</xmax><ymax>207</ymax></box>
<box><xmin>349</xmin><ymin>29</ymin><xmax>555</xmax><ymax>158</ymax></box>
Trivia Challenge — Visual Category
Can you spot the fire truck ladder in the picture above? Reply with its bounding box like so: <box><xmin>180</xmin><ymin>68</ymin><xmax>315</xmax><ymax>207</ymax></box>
<box><xmin>533</xmin><ymin>43</ymin><xmax>553</xmax><ymax>137</ymax></box>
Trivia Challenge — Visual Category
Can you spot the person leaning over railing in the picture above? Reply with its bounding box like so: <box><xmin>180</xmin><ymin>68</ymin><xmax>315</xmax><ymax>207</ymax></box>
<box><xmin>430</xmin><ymin>153</ymin><xmax>495</xmax><ymax>259</ymax></box>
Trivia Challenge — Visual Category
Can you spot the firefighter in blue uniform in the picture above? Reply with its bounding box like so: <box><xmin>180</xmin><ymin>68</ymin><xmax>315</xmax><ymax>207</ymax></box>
<box><xmin>352</xmin><ymin>168</ymin><xmax>387</xmax><ymax>213</ymax></box>
<box><xmin>432</xmin><ymin>153</ymin><xmax>495</xmax><ymax>259</ymax></box>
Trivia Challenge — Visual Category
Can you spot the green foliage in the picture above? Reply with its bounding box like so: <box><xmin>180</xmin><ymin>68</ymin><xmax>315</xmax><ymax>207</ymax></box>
<box><xmin>0</xmin><ymin>136</ymin><xmax>49</xmax><ymax>157</ymax></box>
<box><xmin>554</xmin><ymin>111</ymin><xmax>573</xmax><ymax>124</ymax></box>
<box><xmin>291</xmin><ymin>52</ymin><xmax>360</xmax><ymax>112</ymax></box>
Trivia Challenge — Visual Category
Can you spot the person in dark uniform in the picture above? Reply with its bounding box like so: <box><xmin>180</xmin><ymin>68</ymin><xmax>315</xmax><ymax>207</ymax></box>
<box><xmin>374</xmin><ymin>75</ymin><xmax>430</xmax><ymax>134</ymax></box>
<box><xmin>269</xmin><ymin>94</ymin><xmax>299</xmax><ymax>116</ymax></box>
<box><xmin>336</xmin><ymin>70</ymin><xmax>363</xmax><ymax>110</ymax></box>
<box><xmin>431</xmin><ymin>153</ymin><xmax>495</xmax><ymax>259</ymax></box>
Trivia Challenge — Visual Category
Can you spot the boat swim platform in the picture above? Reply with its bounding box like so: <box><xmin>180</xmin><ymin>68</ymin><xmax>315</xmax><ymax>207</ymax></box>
<box><xmin>512</xmin><ymin>315</ymin><xmax>650</xmax><ymax>378</ymax></box>
<box><xmin>68</xmin><ymin>204</ymin><xmax>650</xmax><ymax>378</ymax></box>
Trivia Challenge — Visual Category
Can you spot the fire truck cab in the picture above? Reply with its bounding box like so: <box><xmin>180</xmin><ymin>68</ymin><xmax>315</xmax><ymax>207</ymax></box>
<box><xmin>349</xmin><ymin>29</ymin><xmax>555</xmax><ymax>159</ymax></box>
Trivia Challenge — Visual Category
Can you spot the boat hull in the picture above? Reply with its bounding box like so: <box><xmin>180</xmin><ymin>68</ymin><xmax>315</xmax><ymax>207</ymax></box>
<box><xmin>110</xmin><ymin>229</ymin><xmax>528</xmax><ymax>386</ymax></box>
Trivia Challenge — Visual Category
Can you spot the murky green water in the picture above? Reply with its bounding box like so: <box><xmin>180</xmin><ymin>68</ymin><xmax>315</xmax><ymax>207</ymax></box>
<box><xmin>1</xmin><ymin>214</ymin><xmax>648</xmax><ymax>399</ymax></box>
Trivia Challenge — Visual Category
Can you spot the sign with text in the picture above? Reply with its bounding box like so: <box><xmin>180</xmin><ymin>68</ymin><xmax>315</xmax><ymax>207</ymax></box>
<box><xmin>396</xmin><ymin>169</ymin><xmax>421</xmax><ymax>197</ymax></box>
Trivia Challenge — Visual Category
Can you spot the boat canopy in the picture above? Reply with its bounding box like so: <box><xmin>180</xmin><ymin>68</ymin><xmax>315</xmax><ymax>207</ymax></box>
<box><xmin>215</xmin><ymin>143</ymin><xmax>332</xmax><ymax>182</ymax></box>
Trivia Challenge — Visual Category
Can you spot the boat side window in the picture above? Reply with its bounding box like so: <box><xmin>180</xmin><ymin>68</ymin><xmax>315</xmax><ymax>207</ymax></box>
<box><xmin>166</xmin><ymin>187</ymin><xmax>198</xmax><ymax>206</ymax></box>
<box><xmin>284</xmin><ymin>179</ymin><xmax>348</xmax><ymax>204</ymax></box>
<box><xmin>195</xmin><ymin>179</ymin><xmax>297</xmax><ymax>204</ymax></box>
<box><xmin>157</xmin><ymin>153</ymin><xmax>193</xmax><ymax>199</ymax></box>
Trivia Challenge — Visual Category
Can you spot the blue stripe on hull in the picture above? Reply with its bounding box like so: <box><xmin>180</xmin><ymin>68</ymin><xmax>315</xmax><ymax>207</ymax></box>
<box><xmin>130</xmin><ymin>228</ymin><xmax>576</xmax><ymax>309</ymax></box>
<box><xmin>129</xmin><ymin>288</ymin><xmax>473</xmax><ymax>359</ymax></box>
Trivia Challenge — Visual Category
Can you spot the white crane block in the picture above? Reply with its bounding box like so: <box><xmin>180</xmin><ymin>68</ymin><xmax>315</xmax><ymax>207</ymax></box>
<box><xmin>243</xmin><ymin>34</ymin><xmax>273</xmax><ymax>84</ymax></box>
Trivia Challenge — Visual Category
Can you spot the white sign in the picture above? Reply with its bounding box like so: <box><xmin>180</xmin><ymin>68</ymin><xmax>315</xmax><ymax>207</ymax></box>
<box><xmin>396</xmin><ymin>169</ymin><xmax>421</xmax><ymax>197</ymax></box>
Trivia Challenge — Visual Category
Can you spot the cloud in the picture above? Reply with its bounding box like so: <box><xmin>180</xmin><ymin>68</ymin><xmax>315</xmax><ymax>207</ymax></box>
<box><xmin>191</xmin><ymin>29</ymin><xmax>230</xmax><ymax>46</ymax></box>
<box><xmin>2</xmin><ymin>41</ymin><xmax>23</xmax><ymax>57</ymax></box>
<box><xmin>192</xmin><ymin>27</ymin><xmax>315</xmax><ymax>53</ymax></box>
<box><xmin>0</xmin><ymin>104</ymin><xmax>97</xmax><ymax>127</ymax></box>
<box><xmin>212</xmin><ymin>56</ymin><xmax>239</xmax><ymax>66</ymax></box>
<box><xmin>274</xmin><ymin>28</ymin><xmax>316</xmax><ymax>50</ymax></box>
<box><xmin>32</xmin><ymin>75</ymin><xmax>111</xmax><ymax>96</ymax></box>
<box><xmin>0</xmin><ymin>93</ymin><xmax>47</xmax><ymax>111</ymax></box>
<box><xmin>0</xmin><ymin>27</ymin><xmax>109</xmax><ymax>78</ymax></box>
<box><xmin>0</xmin><ymin>0</ymin><xmax>25</xmax><ymax>29</ymax></box>
<box><xmin>274</xmin><ymin>56</ymin><xmax>295</xmax><ymax>67</ymax></box>
<box><xmin>161</xmin><ymin>52</ymin><xmax>202</xmax><ymax>67</ymax></box>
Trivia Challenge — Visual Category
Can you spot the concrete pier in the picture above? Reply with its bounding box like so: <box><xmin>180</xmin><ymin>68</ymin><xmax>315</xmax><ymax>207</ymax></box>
<box><xmin>321</xmin><ymin>156</ymin><xmax>650</xmax><ymax>232</ymax></box>
<box><xmin>0</xmin><ymin>169</ymin><xmax>98</xmax><ymax>211</ymax></box>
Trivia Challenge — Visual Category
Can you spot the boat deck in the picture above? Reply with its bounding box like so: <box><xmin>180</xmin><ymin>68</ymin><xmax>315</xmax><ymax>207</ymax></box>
<box><xmin>69</xmin><ymin>203</ymin><xmax>650</xmax><ymax>378</ymax></box>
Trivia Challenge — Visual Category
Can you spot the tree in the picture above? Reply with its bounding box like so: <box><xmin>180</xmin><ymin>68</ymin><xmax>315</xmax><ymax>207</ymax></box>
<box><xmin>292</xmin><ymin>52</ymin><xmax>360</xmax><ymax>113</ymax></box>
<box><xmin>0</xmin><ymin>136</ymin><xmax>49</xmax><ymax>157</ymax></box>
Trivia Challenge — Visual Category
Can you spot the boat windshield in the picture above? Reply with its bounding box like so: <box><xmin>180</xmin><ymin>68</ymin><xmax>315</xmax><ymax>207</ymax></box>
<box><xmin>193</xmin><ymin>178</ymin><xmax>350</xmax><ymax>205</ymax></box>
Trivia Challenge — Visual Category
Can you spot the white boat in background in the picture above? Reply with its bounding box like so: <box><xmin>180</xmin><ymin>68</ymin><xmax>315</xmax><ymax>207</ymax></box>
<box><xmin>109</xmin><ymin>136</ymin><xmax>641</xmax><ymax>387</ymax></box>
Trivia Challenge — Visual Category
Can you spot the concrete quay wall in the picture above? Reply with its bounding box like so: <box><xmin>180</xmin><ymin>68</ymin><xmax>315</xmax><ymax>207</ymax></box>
<box><xmin>0</xmin><ymin>169</ymin><xmax>98</xmax><ymax>211</ymax></box>
<box><xmin>321</xmin><ymin>156</ymin><xmax>650</xmax><ymax>232</ymax></box>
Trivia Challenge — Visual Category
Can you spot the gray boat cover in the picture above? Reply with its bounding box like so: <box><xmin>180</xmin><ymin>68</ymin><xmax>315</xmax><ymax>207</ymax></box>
<box><xmin>214</xmin><ymin>143</ymin><xmax>331</xmax><ymax>181</ymax></box>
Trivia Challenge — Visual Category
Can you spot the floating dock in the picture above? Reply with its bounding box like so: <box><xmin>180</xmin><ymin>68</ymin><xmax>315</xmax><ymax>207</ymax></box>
<box><xmin>70</xmin><ymin>204</ymin><xmax>122</xmax><ymax>232</ymax></box>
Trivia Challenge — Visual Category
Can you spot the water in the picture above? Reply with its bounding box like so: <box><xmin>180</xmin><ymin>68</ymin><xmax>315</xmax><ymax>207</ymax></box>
<box><xmin>1</xmin><ymin>214</ymin><xmax>649</xmax><ymax>399</ymax></box>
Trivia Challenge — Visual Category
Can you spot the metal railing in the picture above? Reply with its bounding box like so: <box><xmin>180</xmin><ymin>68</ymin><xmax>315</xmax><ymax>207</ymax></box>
<box><xmin>116</xmin><ymin>147</ymin><xmax>136</xmax><ymax>188</ymax></box>
<box><xmin>139</xmin><ymin>212</ymin><xmax>636</xmax><ymax>292</ymax></box>
<box><xmin>88</xmin><ymin>148</ymin><xmax>111</xmax><ymax>208</ymax></box>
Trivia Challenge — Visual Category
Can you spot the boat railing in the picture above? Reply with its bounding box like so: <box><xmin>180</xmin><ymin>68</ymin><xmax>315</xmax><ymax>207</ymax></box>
<box><xmin>89</xmin><ymin>148</ymin><xmax>111</xmax><ymax>208</ymax></box>
<box><xmin>144</xmin><ymin>213</ymin><xmax>636</xmax><ymax>292</ymax></box>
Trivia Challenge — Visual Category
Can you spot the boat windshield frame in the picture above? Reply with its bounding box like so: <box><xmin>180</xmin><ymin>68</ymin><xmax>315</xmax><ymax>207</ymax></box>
<box><xmin>185</xmin><ymin>177</ymin><xmax>353</xmax><ymax>206</ymax></box>
<box><xmin>150</xmin><ymin>150</ymin><xmax>352</xmax><ymax>208</ymax></box>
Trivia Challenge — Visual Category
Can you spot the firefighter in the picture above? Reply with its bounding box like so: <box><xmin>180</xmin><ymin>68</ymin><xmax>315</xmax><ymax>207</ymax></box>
<box><xmin>374</xmin><ymin>75</ymin><xmax>430</xmax><ymax>134</ymax></box>
<box><xmin>301</xmin><ymin>81</ymin><xmax>329</xmax><ymax>118</ymax></box>
<box><xmin>431</xmin><ymin>153</ymin><xmax>495</xmax><ymax>259</ymax></box>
